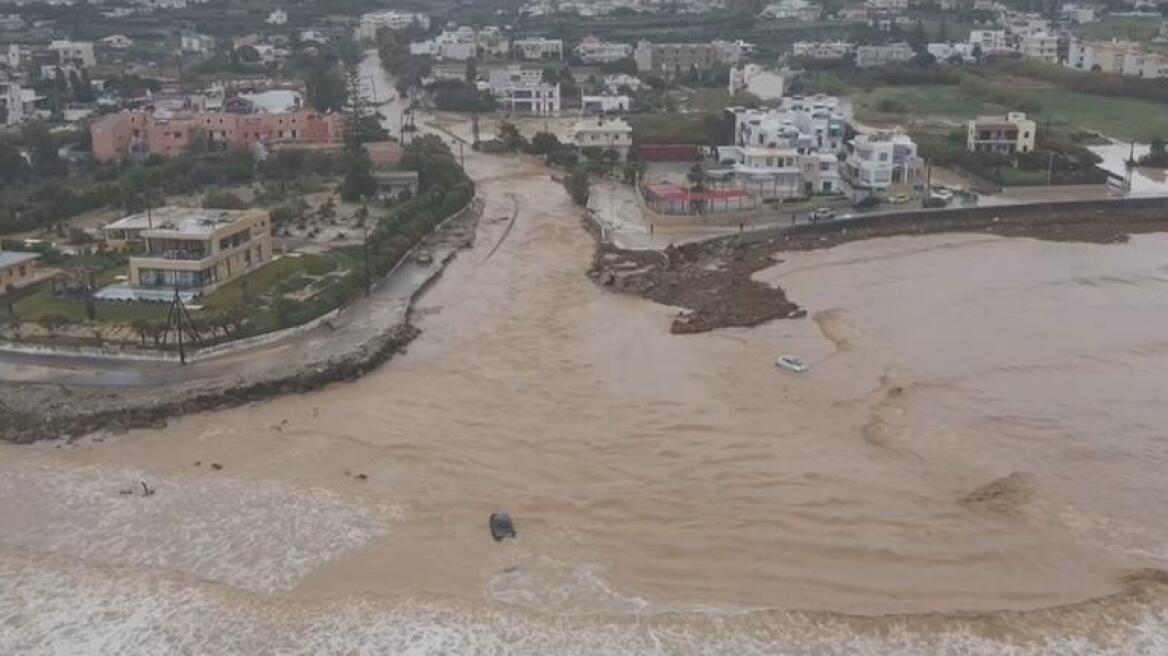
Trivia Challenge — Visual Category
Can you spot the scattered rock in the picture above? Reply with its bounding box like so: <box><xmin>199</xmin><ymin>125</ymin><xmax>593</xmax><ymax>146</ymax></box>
<box><xmin>210</xmin><ymin>463</ymin><xmax>223</xmax><ymax>471</ymax></box>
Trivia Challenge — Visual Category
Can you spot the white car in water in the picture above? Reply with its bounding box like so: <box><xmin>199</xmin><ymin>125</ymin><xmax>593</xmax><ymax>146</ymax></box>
<box><xmin>776</xmin><ymin>354</ymin><xmax>807</xmax><ymax>373</ymax></box>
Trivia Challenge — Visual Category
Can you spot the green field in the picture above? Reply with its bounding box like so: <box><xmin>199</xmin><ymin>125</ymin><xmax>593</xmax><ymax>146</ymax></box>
<box><xmin>853</xmin><ymin>84</ymin><xmax>1168</xmax><ymax>142</ymax></box>
<box><xmin>1022</xmin><ymin>89</ymin><xmax>1168</xmax><ymax>142</ymax></box>
<box><xmin>854</xmin><ymin>85</ymin><xmax>1002</xmax><ymax>125</ymax></box>
<box><xmin>1073</xmin><ymin>15</ymin><xmax>1165</xmax><ymax>46</ymax></box>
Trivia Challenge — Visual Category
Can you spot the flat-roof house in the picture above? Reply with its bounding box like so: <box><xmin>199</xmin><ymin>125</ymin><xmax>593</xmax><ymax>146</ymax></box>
<box><xmin>101</xmin><ymin>207</ymin><xmax>272</xmax><ymax>295</ymax></box>
<box><xmin>0</xmin><ymin>251</ymin><xmax>42</xmax><ymax>294</ymax></box>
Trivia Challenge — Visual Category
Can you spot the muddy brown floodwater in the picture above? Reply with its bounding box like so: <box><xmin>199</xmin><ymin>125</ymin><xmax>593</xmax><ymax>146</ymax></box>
<box><xmin>4</xmin><ymin>151</ymin><xmax>1168</xmax><ymax>654</ymax></box>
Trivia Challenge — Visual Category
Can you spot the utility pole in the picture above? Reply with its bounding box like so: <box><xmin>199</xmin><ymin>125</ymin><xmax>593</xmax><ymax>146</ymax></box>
<box><xmin>1047</xmin><ymin>151</ymin><xmax>1054</xmax><ymax>186</ymax></box>
<box><xmin>164</xmin><ymin>286</ymin><xmax>200</xmax><ymax>365</ymax></box>
<box><xmin>459</xmin><ymin>141</ymin><xmax>465</xmax><ymax>170</ymax></box>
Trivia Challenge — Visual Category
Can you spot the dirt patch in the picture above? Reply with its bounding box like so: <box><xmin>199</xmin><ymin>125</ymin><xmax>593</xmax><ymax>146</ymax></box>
<box><xmin>587</xmin><ymin>240</ymin><xmax>801</xmax><ymax>335</ymax></box>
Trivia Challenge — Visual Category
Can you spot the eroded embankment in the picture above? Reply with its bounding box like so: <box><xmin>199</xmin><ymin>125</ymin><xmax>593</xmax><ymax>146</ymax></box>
<box><xmin>589</xmin><ymin>201</ymin><xmax>1168</xmax><ymax>334</ymax></box>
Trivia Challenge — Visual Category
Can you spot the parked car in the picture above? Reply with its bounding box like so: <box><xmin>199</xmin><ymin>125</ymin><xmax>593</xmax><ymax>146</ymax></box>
<box><xmin>854</xmin><ymin>195</ymin><xmax>881</xmax><ymax>209</ymax></box>
<box><xmin>886</xmin><ymin>193</ymin><xmax>910</xmax><ymax>204</ymax></box>
<box><xmin>415</xmin><ymin>250</ymin><xmax>433</xmax><ymax>265</ymax></box>
<box><xmin>811</xmin><ymin>207</ymin><xmax>835</xmax><ymax>222</ymax></box>
<box><xmin>922</xmin><ymin>194</ymin><xmax>949</xmax><ymax>208</ymax></box>
<box><xmin>930</xmin><ymin>187</ymin><xmax>954</xmax><ymax>202</ymax></box>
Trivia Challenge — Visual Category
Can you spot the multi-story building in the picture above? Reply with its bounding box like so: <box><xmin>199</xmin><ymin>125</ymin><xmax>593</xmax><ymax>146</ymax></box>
<box><xmin>488</xmin><ymin>65</ymin><xmax>561</xmax><ymax>114</ymax></box>
<box><xmin>712</xmin><ymin>39</ymin><xmax>754</xmax><ymax>63</ymax></box>
<box><xmin>411</xmin><ymin>27</ymin><xmax>479</xmax><ymax>61</ymax></box>
<box><xmin>90</xmin><ymin>108</ymin><xmax>345</xmax><ymax>161</ymax></box>
<box><xmin>865</xmin><ymin>0</ymin><xmax>908</xmax><ymax>9</ymax></box>
<box><xmin>1020</xmin><ymin>32</ymin><xmax>1060</xmax><ymax>63</ymax></box>
<box><xmin>634</xmin><ymin>40</ymin><xmax>720</xmax><ymax>73</ymax></box>
<box><xmin>101</xmin><ymin>207</ymin><xmax>272</xmax><ymax>295</ymax></box>
<box><xmin>968</xmin><ymin>29</ymin><xmax>1009</xmax><ymax>53</ymax></box>
<box><xmin>574</xmin><ymin>36</ymin><xmax>633</xmax><ymax>63</ymax></box>
<box><xmin>99</xmin><ymin>34</ymin><xmax>134</xmax><ymax>49</ymax></box>
<box><xmin>855</xmin><ymin>42</ymin><xmax>914</xmax><ymax>67</ymax></box>
<box><xmin>570</xmin><ymin>116</ymin><xmax>632</xmax><ymax>157</ymax></box>
<box><xmin>730</xmin><ymin>96</ymin><xmax>846</xmax><ymax>154</ymax></box>
<box><xmin>513</xmin><ymin>37</ymin><xmax>564</xmax><ymax>60</ymax></box>
<box><xmin>840</xmin><ymin>131</ymin><xmax>924</xmax><ymax>198</ymax></box>
<box><xmin>48</xmin><ymin>40</ymin><xmax>95</xmax><ymax>67</ymax></box>
<box><xmin>0</xmin><ymin>251</ymin><xmax>41</xmax><ymax>295</ymax></box>
<box><xmin>1067</xmin><ymin>39</ymin><xmax>1168</xmax><ymax>78</ymax></box>
<box><xmin>266</xmin><ymin>9</ymin><xmax>287</xmax><ymax>25</ymax></box>
<box><xmin>791</xmin><ymin>41</ymin><xmax>855</xmax><ymax>60</ymax></box>
<box><xmin>0</xmin><ymin>75</ymin><xmax>36</xmax><ymax>125</ymax></box>
<box><xmin>355</xmin><ymin>11</ymin><xmax>430</xmax><ymax>41</ymax></box>
<box><xmin>967</xmin><ymin>112</ymin><xmax>1037</xmax><ymax>154</ymax></box>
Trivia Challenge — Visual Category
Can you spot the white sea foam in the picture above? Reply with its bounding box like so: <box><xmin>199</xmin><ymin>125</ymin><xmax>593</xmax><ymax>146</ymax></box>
<box><xmin>0</xmin><ymin>461</ymin><xmax>399</xmax><ymax>593</ymax></box>
<box><xmin>2</xmin><ymin>553</ymin><xmax>1167</xmax><ymax>656</ymax></box>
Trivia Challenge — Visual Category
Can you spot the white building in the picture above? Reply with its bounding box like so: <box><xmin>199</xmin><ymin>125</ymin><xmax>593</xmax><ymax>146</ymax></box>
<box><xmin>855</xmin><ymin>42</ymin><xmax>914</xmax><ymax>67</ymax></box>
<box><xmin>731</xmin><ymin>96</ymin><xmax>847</xmax><ymax>154</ymax></box>
<box><xmin>967</xmin><ymin>112</ymin><xmax>1037</xmax><ymax>154</ymax></box>
<box><xmin>488</xmin><ymin>65</ymin><xmax>561</xmax><ymax>114</ymax></box>
<box><xmin>927</xmin><ymin>42</ymin><xmax>977</xmax><ymax>63</ymax></box>
<box><xmin>841</xmin><ymin>131</ymin><xmax>924</xmax><ymax>198</ymax></box>
<box><xmin>513</xmin><ymin>37</ymin><xmax>564</xmax><ymax>60</ymax></box>
<box><xmin>412</xmin><ymin>28</ymin><xmax>479</xmax><ymax>61</ymax></box>
<box><xmin>727</xmin><ymin>64</ymin><xmax>785</xmax><ymax>100</ymax></box>
<box><xmin>266</xmin><ymin>9</ymin><xmax>287</xmax><ymax>25</ymax></box>
<box><xmin>1067</xmin><ymin>39</ymin><xmax>1168</xmax><ymax>78</ymax></box>
<box><xmin>1060</xmin><ymin>3</ymin><xmax>1097</xmax><ymax>24</ymax></box>
<box><xmin>354</xmin><ymin>11</ymin><xmax>430</xmax><ymax>41</ymax></box>
<box><xmin>865</xmin><ymin>0</ymin><xmax>908</xmax><ymax>8</ymax></box>
<box><xmin>99</xmin><ymin>34</ymin><xmax>134</xmax><ymax>49</ymax></box>
<box><xmin>570</xmin><ymin>116</ymin><xmax>632</xmax><ymax>157</ymax></box>
<box><xmin>48</xmin><ymin>40</ymin><xmax>95</xmax><ymax>68</ymax></box>
<box><xmin>603</xmin><ymin>73</ymin><xmax>643</xmax><ymax>93</ymax></box>
<box><xmin>791</xmin><ymin>41</ymin><xmax>855</xmax><ymax>60</ymax></box>
<box><xmin>760</xmin><ymin>0</ymin><xmax>822</xmax><ymax>21</ymax></box>
<box><xmin>581</xmin><ymin>94</ymin><xmax>630</xmax><ymax>113</ymax></box>
<box><xmin>1020</xmin><ymin>32</ymin><xmax>1060</xmax><ymax>63</ymax></box>
<box><xmin>968</xmin><ymin>29</ymin><xmax>1009</xmax><ymax>54</ymax></box>
<box><xmin>180</xmin><ymin>33</ymin><xmax>215</xmax><ymax>56</ymax></box>
<box><xmin>574</xmin><ymin>36</ymin><xmax>633</xmax><ymax>63</ymax></box>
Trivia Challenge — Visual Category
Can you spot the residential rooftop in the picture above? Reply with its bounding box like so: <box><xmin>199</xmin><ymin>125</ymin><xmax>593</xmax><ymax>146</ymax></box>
<box><xmin>104</xmin><ymin>207</ymin><xmax>255</xmax><ymax>238</ymax></box>
<box><xmin>0</xmin><ymin>251</ymin><xmax>41</xmax><ymax>269</ymax></box>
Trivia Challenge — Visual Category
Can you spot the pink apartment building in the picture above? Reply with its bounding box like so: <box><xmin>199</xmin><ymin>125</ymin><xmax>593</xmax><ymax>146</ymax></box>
<box><xmin>91</xmin><ymin>109</ymin><xmax>347</xmax><ymax>161</ymax></box>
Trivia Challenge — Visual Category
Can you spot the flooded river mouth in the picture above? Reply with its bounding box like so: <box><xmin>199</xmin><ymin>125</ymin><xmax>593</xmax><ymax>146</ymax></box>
<box><xmin>4</xmin><ymin>154</ymin><xmax>1168</xmax><ymax>653</ymax></box>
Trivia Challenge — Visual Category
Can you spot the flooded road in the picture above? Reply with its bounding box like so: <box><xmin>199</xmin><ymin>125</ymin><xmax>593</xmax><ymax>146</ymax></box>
<box><xmin>5</xmin><ymin>143</ymin><xmax>1168</xmax><ymax>652</ymax></box>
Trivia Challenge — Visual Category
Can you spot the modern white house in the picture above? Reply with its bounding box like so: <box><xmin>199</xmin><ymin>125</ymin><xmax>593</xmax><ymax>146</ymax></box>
<box><xmin>513</xmin><ymin>37</ymin><xmax>564</xmax><ymax>60</ymax></box>
<box><xmin>570</xmin><ymin>116</ymin><xmax>632</xmax><ymax>158</ymax></box>
<box><xmin>99</xmin><ymin>34</ymin><xmax>134</xmax><ymax>49</ymax></box>
<box><xmin>603</xmin><ymin>73</ymin><xmax>643</xmax><ymax>93</ymax></box>
<box><xmin>574</xmin><ymin>36</ymin><xmax>633</xmax><ymax>63</ymax></box>
<box><xmin>581</xmin><ymin>94</ymin><xmax>631</xmax><ymax>113</ymax></box>
<box><xmin>968</xmin><ymin>29</ymin><xmax>1010</xmax><ymax>54</ymax></box>
<box><xmin>730</xmin><ymin>96</ymin><xmax>846</xmax><ymax>154</ymax></box>
<box><xmin>1020</xmin><ymin>32</ymin><xmax>1060</xmax><ymax>63</ymax></box>
<box><xmin>488</xmin><ymin>65</ymin><xmax>561</xmax><ymax>114</ymax></box>
<box><xmin>840</xmin><ymin>131</ymin><xmax>924</xmax><ymax>200</ymax></box>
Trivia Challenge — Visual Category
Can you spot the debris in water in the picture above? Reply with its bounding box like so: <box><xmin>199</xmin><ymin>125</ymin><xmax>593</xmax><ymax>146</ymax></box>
<box><xmin>210</xmin><ymin>463</ymin><xmax>223</xmax><ymax>471</ymax></box>
<box><xmin>489</xmin><ymin>512</ymin><xmax>517</xmax><ymax>541</ymax></box>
